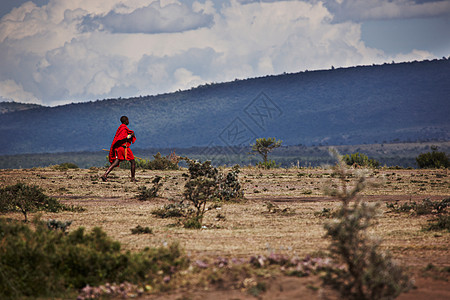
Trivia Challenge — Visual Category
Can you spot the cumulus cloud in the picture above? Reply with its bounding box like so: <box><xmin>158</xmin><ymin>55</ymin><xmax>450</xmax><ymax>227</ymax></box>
<box><xmin>81</xmin><ymin>1</ymin><xmax>214</xmax><ymax>34</ymax></box>
<box><xmin>0</xmin><ymin>0</ymin><xmax>443</xmax><ymax>106</ymax></box>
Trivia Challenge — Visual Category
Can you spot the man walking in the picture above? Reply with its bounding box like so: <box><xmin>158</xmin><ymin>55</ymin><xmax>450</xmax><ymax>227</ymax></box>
<box><xmin>101</xmin><ymin>116</ymin><xmax>137</xmax><ymax>182</ymax></box>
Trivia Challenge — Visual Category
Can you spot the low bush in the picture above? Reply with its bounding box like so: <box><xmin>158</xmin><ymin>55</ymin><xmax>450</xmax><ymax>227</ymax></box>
<box><xmin>136</xmin><ymin>176</ymin><xmax>165</xmax><ymax>200</ymax></box>
<box><xmin>0</xmin><ymin>217</ymin><xmax>188</xmax><ymax>299</ymax></box>
<box><xmin>416</xmin><ymin>146</ymin><xmax>449</xmax><ymax>169</ymax></box>
<box><xmin>137</xmin><ymin>152</ymin><xmax>180</xmax><ymax>170</ymax></box>
<box><xmin>217</xmin><ymin>165</ymin><xmax>244</xmax><ymax>201</ymax></box>
<box><xmin>151</xmin><ymin>202</ymin><xmax>191</xmax><ymax>219</ymax></box>
<box><xmin>0</xmin><ymin>183</ymin><xmax>83</xmax><ymax>222</ymax></box>
<box><xmin>53</xmin><ymin>162</ymin><xmax>79</xmax><ymax>170</ymax></box>
<box><xmin>386</xmin><ymin>198</ymin><xmax>449</xmax><ymax>215</ymax></box>
<box><xmin>130</xmin><ymin>225</ymin><xmax>153</xmax><ymax>234</ymax></box>
<box><xmin>424</xmin><ymin>214</ymin><xmax>450</xmax><ymax>232</ymax></box>
<box><xmin>342</xmin><ymin>152</ymin><xmax>380</xmax><ymax>168</ymax></box>
<box><xmin>256</xmin><ymin>160</ymin><xmax>281</xmax><ymax>169</ymax></box>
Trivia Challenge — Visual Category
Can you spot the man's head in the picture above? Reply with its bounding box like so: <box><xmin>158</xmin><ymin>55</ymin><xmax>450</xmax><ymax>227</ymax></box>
<box><xmin>120</xmin><ymin>116</ymin><xmax>129</xmax><ymax>125</ymax></box>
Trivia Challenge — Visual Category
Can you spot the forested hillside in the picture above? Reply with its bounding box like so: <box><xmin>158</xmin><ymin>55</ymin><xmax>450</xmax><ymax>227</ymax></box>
<box><xmin>1</xmin><ymin>59</ymin><xmax>449</xmax><ymax>155</ymax></box>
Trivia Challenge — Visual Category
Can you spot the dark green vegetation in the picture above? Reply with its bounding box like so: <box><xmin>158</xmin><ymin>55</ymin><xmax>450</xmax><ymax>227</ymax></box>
<box><xmin>1</xmin><ymin>59</ymin><xmax>449</xmax><ymax>156</ymax></box>
<box><xmin>0</xmin><ymin>217</ymin><xmax>187</xmax><ymax>299</ymax></box>
<box><xmin>416</xmin><ymin>146</ymin><xmax>450</xmax><ymax>169</ymax></box>
<box><xmin>0</xmin><ymin>183</ymin><xmax>83</xmax><ymax>222</ymax></box>
<box><xmin>322</xmin><ymin>150</ymin><xmax>412</xmax><ymax>299</ymax></box>
<box><xmin>342</xmin><ymin>152</ymin><xmax>380</xmax><ymax>168</ymax></box>
<box><xmin>1</xmin><ymin>141</ymin><xmax>449</xmax><ymax>169</ymax></box>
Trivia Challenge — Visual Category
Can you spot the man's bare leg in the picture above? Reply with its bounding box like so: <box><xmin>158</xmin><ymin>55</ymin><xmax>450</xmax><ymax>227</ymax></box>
<box><xmin>130</xmin><ymin>159</ymin><xmax>136</xmax><ymax>182</ymax></box>
<box><xmin>101</xmin><ymin>159</ymin><xmax>120</xmax><ymax>181</ymax></box>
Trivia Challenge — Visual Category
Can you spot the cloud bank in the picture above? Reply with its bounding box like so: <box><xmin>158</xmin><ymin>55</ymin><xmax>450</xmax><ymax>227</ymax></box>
<box><xmin>0</xmin><ymin>0</ymin><xmax>444</xmax><ymax>106</ymax></box>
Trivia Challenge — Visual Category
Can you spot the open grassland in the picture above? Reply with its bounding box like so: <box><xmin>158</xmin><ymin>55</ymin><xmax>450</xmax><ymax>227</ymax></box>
<box><xmin>0</xmin><ymin>166</ymin><xmax>449</xmax><ymax>299</ymax></box>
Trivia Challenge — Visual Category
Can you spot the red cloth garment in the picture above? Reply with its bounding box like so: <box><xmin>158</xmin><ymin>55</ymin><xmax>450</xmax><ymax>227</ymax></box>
<box><xmin>108</xmin><ymin>124</ymin><xmax>136</xmax><ymax>163</ymax></box>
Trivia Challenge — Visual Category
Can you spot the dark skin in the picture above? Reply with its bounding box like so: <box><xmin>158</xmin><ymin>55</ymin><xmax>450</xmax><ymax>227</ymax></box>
<box><xmin>101</xmin><ymin>117</ymin><xmax>136</xmax><ymax>182</ymax></box>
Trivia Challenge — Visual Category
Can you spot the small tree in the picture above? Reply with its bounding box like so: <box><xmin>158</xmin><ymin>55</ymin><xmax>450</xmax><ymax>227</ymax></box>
<box><xmin>0</xmin><ymin>183</ymin><xmax>69</xmax><ymax>222</ymax></box>
<box><xmin>322</xmin><ymin>148</ymin><xmax>412</xmax><ymax>299</ymax></box>
<box><xmin>251</xmin><ymin>137</ymin><xmax>282</xmax><ymax>168</ymax></box>
<box><xmin>416</xmin><ymin>146</ymin><xmax>449</xmax><ymax>169</ymax></box>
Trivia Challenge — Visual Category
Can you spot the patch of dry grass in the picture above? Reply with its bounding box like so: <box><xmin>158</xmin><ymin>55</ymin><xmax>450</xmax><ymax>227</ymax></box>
<box><xmin>0</xmin><ymin>166</ymin><xmax>448</xmax><ymax>269</ymax></box>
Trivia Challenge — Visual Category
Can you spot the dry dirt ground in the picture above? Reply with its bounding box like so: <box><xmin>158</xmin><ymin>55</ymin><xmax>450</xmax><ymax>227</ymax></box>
<box><xmin>0</xmin><ymin>166</ymin><xmax>449</xmax><ymax>299</ymax></box>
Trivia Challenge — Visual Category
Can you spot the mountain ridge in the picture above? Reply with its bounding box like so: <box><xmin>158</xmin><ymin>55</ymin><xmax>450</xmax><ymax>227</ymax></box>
<box><xmin>1</xmin><ymin>58</ymin><xmax>449</xmax><ymax>155</ymax></box>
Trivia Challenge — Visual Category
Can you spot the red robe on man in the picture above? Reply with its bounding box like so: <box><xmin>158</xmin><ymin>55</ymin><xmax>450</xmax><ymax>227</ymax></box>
<box><xmin>108</xmin><ymin>124</ymin><xmax>136</xmax><ymax>163</ymax></box>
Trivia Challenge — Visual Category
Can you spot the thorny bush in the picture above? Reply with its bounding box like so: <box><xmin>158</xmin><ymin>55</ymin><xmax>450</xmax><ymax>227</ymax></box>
<box><xmin>322</xmin><ymin>148</ymin><xmax>412</xmax><ymax>300</ymax></box>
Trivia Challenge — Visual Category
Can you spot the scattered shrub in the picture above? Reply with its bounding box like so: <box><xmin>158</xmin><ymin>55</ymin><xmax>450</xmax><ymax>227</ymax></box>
<box><xmin>136</xmin><ymin>176</ymin><xmax>165</xmax><ymax>200</ymax></box>
<box><xmin>137</xmin><ymin>152</ymin><xmax>180</xmax><ymax>170</ymax></box>
<box><xmin>342</xmin><ymin>152</ymin><xmax>380</xmax><ymax>168</ymax></box>
<box><xmin>53</xmin><ymin>162</ymin><xmax>79</xmax><ymax>170</ymax></box>
<box><xmin>386</xmin><ymin>198</ymin><xmax>449</xmax><ymax>215</ymax></box>
<box><xmin>151</xmin><ymin>202</ymin><xmax>191</xmax><ymax>219</ymax></box>
<box><xmin>256</xmin><ymin>159</ymin><xmax>281</xmax><ymax>169</ymax></box>
<box><xmin>131</xmin><ymin>225</ymin><xmax>153</xmax><ymax>234</ymax></box>
<box><xmin>416</xmin><ymin>146</ymin><xmax>449</xmax><ymax>169</ymax></box>
<box><xmin>264</xmin><ymin>201</ymin><xmax>294</xmax><ymax>215</ymax></box>
<box><xmin>321</xmin><ymin>148</ymin><xmax>412</xmax><ymax>300</ymax></box>
<box><xmin>46</xmin><ymin>219</ymin><xmax>72</xmax><ymax>233</ymax></box>
<box><xmin>424</xmin><ymin>214</ymin><xmax>450</xmax><ymax>232</ymax></box>
<box><xmin>0</xmin><ymin>183</ymin><xmax>82</xmax><ymax>222</ymax></box>
<box><xmin>0</xmin><ymin>217</ymin><xmax>188</xmax><ymax>299</ymax></box>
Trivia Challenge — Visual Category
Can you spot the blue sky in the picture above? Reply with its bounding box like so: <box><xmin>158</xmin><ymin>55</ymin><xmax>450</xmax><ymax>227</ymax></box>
<box><xmin>0</xmin><ymin>0</ymin><xmax>449</xmax><ymax>106</ymax></box>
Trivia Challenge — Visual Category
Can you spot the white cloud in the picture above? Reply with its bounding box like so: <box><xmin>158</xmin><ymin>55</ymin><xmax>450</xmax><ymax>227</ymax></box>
<box><xmin>322</xmin><ymin>0</ymin><xmax>450</xmax><ymax>22</ymax></box>
<box><xmin>81</xmin><ymin>1</ymin><xmax>214</xmax><ymax>34</ymax></box>
<box><xmin>0</xmin><ymin>79</ymin><xmax>40</xmax><ymax>104</ymax></box>
<box><xmin>0</xmin><ymin>0</ymin><xmax>443</xmax><ymax>106</ymax></box>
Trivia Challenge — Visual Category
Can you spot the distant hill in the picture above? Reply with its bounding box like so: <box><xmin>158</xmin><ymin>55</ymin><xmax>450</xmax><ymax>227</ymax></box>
<box><xmin>0</xmin><ymin>101</ymin><xmax>42</xmax><ymax>114</ymax></box>
<box><xmin>1</xmin><ymin>59</ymin><xmax>449</xmax><ymax>155</ymax></box>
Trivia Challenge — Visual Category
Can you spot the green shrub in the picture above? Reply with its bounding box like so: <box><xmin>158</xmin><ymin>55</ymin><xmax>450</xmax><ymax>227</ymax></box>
<box><xmin>322</xmin><ymin>148</ymin><xmax>412</xmax><ymax>300</ymax></box>
<box><xmin>183</xmin><ymin>159</ymin><xmax>219</xmax><ymax>228</ymax></box>
<box><xmin>416</xmin><ymin>146</ymin><xmax>449</xmax><ymax>168</ymax></box>
<box><xmin>136</xmin><ymin>176</ymin><xmax>165</xmax><ymax>200</ymax></box>
<box><xmin>183</xmin><ymin>215</ymin><xmax>203</xmax><ymax>229</ymax></box>
<box><xmin>217</xmin><ymin>165</ymin><xmax>244</xmax><ymax>201</ymax></box>
<box><xmin>0</xmin><ymin>183</ymin><xmax>81</xmax><ymax>222</ymax></box>
<box><xmin>0</xmin><ymin>217</ymin><xmax>188</xmax><ymax>299</ymax></box>
<box><xmin>342</xmin><ymin>152</ymin><xmax>380</xmax><ymax>168</ymax></box>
